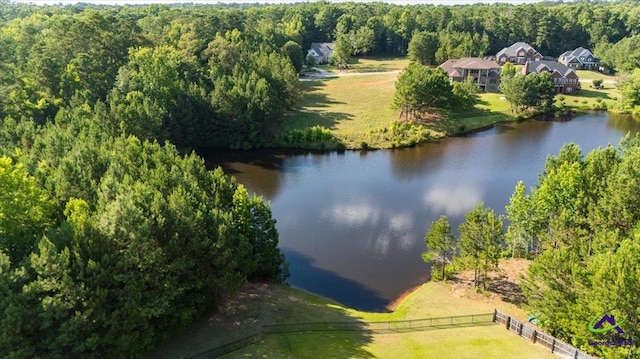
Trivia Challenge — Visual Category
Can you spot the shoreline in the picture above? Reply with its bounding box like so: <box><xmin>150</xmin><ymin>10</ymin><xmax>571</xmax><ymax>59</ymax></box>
<box><xmin>385</xmin><ymin>283</ymin><xmax>424</xmax><ymax>311</ymax></box>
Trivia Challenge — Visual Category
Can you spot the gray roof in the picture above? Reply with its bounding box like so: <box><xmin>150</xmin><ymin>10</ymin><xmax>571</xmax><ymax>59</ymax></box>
<box><xmin>523</xmin><ymin>60</ymin><xmax>577</xmax><ymax>78</ymax></box>
<box><xmin>496</xmin><ymin>42</ymin><xmax>541</xmax><ymax>57</ymax></box>
<box><xmin>309</xmin><ymin>42</ymin><xmax>334</xmax><ymax>57</ymax></box>
<box><xmin>559</xmin><ymin>47</ymin><xmax>599</xmax><ymax>63</ymax></box>
<box><xmin>440</xmin><ymin>57</ymin><xmax>501</xmax><ymax>77</ymax></box>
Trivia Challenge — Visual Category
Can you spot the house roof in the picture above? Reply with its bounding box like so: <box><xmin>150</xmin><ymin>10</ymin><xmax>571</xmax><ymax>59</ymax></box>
<box><xmin>439</xmin><ymin>57</ymin><xmax>501</xmax><ymax>77</ymax></box>
<box><xmin>559</xmin><ymin>47</ymin><xmax>599</xmax><ymax>64</ymax></box>
<box><xmin>523</xmin><ymin>60</ymin><xmax>578</xmax><ymax>78</ymax></box>
<box><xmin>309</xmin><ymin>42</ymin><xmax>335</xmax><ymax>58</ymax></box>
<box><xmin>496</xmin><ymin>42</ymin><xmax>541</xmax><ymax>58</ymax></box>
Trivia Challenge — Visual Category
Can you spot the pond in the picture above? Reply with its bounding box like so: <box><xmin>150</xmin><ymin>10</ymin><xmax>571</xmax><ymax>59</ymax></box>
<box><xmin>200</xmin><ymin>112</ymin><xmax>640</xmax><ymax>311</ymax></box>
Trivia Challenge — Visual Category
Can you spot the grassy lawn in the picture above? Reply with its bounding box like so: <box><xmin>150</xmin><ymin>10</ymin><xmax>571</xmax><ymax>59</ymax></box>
<box><xmin>303</xmin><ymin>56</ymin><xmax>408</xmax><ymax>75</ymax></box>
<box><xmin>342</xmin><ymin>56</ymin><xmax>409</xmax><ymax>72</ymax></box>
<box><xmin>560</xmin><ymin>82</ymin><xmax>620</xmax><ymax>111</ymax></box>
<box><xmin>575</xmin><ymin>70</ymin><xmax>618</xmax><ymax>82</ymax></box>
<box><xmin>286</xmin><ymin>73</ymin><xmax>425</xmax><ymax>148</ymax></box>
<box><xmin>148</xmin><ymin>279</ymin><xmax>558</xmax><ymax>359</ymax></box>
<box><xmin>289</xmin><ymin>59</ymin><xmax>626</xmax><ymax>150</ymax></box>
<box><xmin>287</xmin><ymin>66</ymin><xmax>516</xmax><ymax>149</ymax></box>
<box><xmin>434</xmin><ymin>93</ymin><xmax>517</xmax><ymax>135</ymax></box>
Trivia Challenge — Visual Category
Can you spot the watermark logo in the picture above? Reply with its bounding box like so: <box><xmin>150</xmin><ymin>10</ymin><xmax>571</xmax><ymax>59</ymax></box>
<box><xmin>589</xmin><ymin>313</ymin><xmax>625</xmax><ymax>334</ymax></box>
<box><xmin>588</xmin><ymin>309</ymin><xmax>634</xmax><ymax>347</ymax></box>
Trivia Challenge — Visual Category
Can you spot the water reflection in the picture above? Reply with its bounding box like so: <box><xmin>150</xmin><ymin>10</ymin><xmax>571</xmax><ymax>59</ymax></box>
<box><xmin>607</xmin><ymin>113</ymin><xmax>640</xmax><ymax>134</ymax></box>
<box><xmin>388</xmin><ymin>141</ymin><xmax>448</xmax><ymax>180</ymax></box>
<box><xmin>282</xmin><ymin>249</ymin><xmax>391</xmax><ymax>312</ymax></box>
<box><xmin>321</xmin><ymin>201</ymin><xmax>382</xmax><ymax>228</ymax></box>
<box><xmin>422</xmin><ymin>183</ymin><xmax>483</xmax><ymax>217</ymax></box>
<box><xmin>199</xmin><ymin>112</ymin><xmax>639</xmax><ymax>311</ymax></box>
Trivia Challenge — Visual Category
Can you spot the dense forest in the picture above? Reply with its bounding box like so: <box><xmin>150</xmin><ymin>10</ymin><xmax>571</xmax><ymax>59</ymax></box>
<box><xmin>1</xmin><ymin>1</ymin><xmax>640</xmax><ymax>357</ymax></box>
<box><xmin>1</xmin><ymin>1</ymin><xmax>640</xmax><ymax>149</ymax></box>
<box><xmin>509</xmin><ymin>138</ymin><xmax>640</xmax><ymax>359</ymax></box>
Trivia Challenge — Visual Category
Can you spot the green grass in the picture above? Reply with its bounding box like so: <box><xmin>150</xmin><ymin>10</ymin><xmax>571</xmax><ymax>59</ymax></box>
<box><xmin>559</xmin><ymin>82</ymin><xmax>620</xmax><ymax>111</ymax></box>
<box><xmin>342</xmin><ymin>56</ymin><xmax>409</xmax><ymax>72</ymax></box>
<box><xmin>289</xmin><ymin>59</ymin><xmax>627</xmax><ymax>150</ymax></box>
<box><xmin>149</xmin><ymin>282</ymin><xmax>558</xmax><ymax>359</ymax></box>
<box><xmin>575</xmin><ymin>70</ymin><xmax>618</xmax><ymax>82</ymax></box>
<box><xmin>435</xmin><ymin>93</ymin><xmax>517</xmax><ymax>135</ymax></box>
<box><xmin>286</xmin><ymin>73</ymin><xmax>425</xmax><ymax>148</ymax></box>
<box><xmin>286</xmin><ymin>68</ymin><xmax>516</xmax><ymax>148</ymax></box>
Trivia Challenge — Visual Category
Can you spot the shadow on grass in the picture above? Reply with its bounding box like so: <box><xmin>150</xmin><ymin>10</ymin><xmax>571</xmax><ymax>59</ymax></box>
<box><xmin>574</xmin><ymin>88</ymin><xmax>613</xmax><ymax>99</ymax></box>
<box><xmin>147</xmin><ymin>279</ymin><xmax>376</xmax><ymax>359</ymax></box>
<box><xmin>288</xmin><ymin>78</ymin><xmax>355</xmax><ymax>130</ymax></box>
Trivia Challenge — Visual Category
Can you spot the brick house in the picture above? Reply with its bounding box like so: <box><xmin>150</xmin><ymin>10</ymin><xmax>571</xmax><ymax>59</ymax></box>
<box><xmin>522</xmin><ymin>60</ymin><xmax>580</xmax><ymax>94</ymax></box>
<box><xmin>439</xmin><ymin>57</ymin><xmax>501</xmax><ymax>93</ymax></box>
<box><xmin>558</xmin><ymin>47</ymin><xmax>600</xmax><ymax>70</ymax></box>
<box><xmin>496</xmin><ymin>42</ymin><xmax>543</xmax><ymax>65</ymax></box>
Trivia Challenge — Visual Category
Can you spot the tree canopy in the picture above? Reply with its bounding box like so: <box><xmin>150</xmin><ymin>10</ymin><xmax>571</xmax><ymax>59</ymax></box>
<box><xmin>394</xmin><ymin>64</ymin><xmax>453</xmax><ymax>120</ymax></box>
<box><xmin>507</xmin><ymin>138</ymin><xmax>640</xmax><ymax>358</ymax></box>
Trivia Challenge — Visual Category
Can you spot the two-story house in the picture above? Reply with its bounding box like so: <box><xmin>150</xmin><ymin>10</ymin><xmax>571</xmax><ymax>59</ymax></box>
<box><xmin>439</xmin><ymin>57</ymin><xmax>501</xmax><ymax>92</ymax></box>
<box><xmin>522</xmin><ymin>60</ymin><xmax>579</xmax><ymax>94</ymax></box>
<box><xmin>558</xmin><ymin>47</ymin><xmax>600</xmax><ymax>70</ymax></box>
<box><xmin>496</xmin><ymin>42</ymin><xmax>543</xmax><ymax>65</ymax></box>
<box><xmin>307</xmin><ymin>42</ymin><xmax>335</xmax><ymax>65</ymax></box>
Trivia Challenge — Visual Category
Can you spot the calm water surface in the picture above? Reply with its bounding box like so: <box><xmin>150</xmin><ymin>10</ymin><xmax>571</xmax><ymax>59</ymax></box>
<box><xmin>201</xmin><ymin>112</ymin><xmax>640</xmax><ymax>311</ymax></box>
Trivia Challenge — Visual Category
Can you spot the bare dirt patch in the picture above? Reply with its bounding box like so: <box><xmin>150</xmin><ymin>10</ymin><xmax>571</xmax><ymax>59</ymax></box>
<box><xmin>448</xmin><ymin>258</ymin><xmax>530</xmax><ymax>313</ymax></box>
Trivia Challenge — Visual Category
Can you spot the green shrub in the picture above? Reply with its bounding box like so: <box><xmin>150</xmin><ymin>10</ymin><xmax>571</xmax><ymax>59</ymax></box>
<box><xmin>274</xmin><ymin>126</ymin><xmax>344</xmax><ymax>150</ymax></box>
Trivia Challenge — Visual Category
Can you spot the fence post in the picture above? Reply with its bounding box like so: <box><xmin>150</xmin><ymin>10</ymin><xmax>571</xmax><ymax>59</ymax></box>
<box><xmin>574</xmin><ymin>348</ymin><xmax>579</xmax><ymax>359</ymax></box>
<box><xmin>551</xmin><ymin>338</ymin><xmax>556</xmax><ymax>353</ymax></box>
<box><xmin>532</xmin><ymin>330</ymin><xmax>537</xmax><ymax>343</ymax></box>
<box><xmin>506</xmin><ymin>316</ymin><xmax>511</xmax><ymax>330</ymax></box>
<box><xmin>493</xmin><ymin>309</ymin><xmax>497</xmax><ymax>322</ymax></box>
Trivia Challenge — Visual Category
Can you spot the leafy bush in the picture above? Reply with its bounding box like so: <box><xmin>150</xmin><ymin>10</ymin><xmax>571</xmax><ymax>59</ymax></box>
<box><xmin>274</xmin><ymin>126</ymin><xmax>345</xmax><ymax>150</ymax></box>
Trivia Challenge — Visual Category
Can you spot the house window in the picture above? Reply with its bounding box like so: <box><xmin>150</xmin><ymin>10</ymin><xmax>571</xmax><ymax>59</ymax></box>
<box><xmin>489</xmin><ymin>79</ymin><xmax>497</xmax><ymax>84</ymax></box>
<box><xmin>566</xmin><ymin>87</ymin><xmax>572</xmax><ymax>93</ymax></box>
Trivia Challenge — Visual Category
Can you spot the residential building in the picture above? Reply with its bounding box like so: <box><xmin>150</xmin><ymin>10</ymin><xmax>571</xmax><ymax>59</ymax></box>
<box><xmin>439</xmin><ymin>57</ymin><xmax>501</xmax><ymax>92</ymax></box>
<box><xmin>522</xmin><ymin>60</ymin><xmax>579</xmax><ymax>94</ymax></box>
<box><xmin>307</xmin><ymin>42</ymin><xmax>335</xmax><ymax>65</ymax></box>
<box><xmin>496</xmin><ymin>42</ymin><xmax>543</xmax><ymax>65</ymax></box>
<box><xmin>558</xmin><ymin>47</ymin><xmax>600</xmax><ymax>70</ymax></box>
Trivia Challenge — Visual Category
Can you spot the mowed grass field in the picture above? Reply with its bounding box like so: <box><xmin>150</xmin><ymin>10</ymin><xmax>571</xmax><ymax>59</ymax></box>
<box><xmin>287</xmin><ymin>57</ymin><xmax>520</xmax><ymax>148</ymax></box>
<box><xmin>287</xmin><ymin>59</ymin><xmax>622</xmax><ymax>149</ymax></box>
<box><xmin>286</xmin><ymin>72</ymin><xmax>405</xmax><ymax>148</ymax></box>
<box><xmin>149</xmin><ymin>281</ymin><xmax>558</xmax><ymax>359</ymax></box>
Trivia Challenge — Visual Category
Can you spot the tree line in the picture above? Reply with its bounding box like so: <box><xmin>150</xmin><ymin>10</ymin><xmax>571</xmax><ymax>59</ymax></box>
<box><xmin>0</xmin><ymin>102</ymin><xmax>287</xmax><ymax>358</ymax></box>
<box><xmin>424</xmin><ymin>136</ymin><xmax>640</xmax><ymax>358</ymax></box>
<box><xmin>1</xmin><ymin>1</ymin><xmax>640</xmax><ymax>150</ymax></box>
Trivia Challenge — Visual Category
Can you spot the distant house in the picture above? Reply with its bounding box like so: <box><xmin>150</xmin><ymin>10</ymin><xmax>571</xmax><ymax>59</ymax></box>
<box><xmin>522</xmin><ymin>60</ymin><xmax>579</xmax><ymax>94</ymax></box>
<box><xmin>496</xmin><ymin>42</ymin><xmax>543</xmax><ymax>65</ymax></box>
<box><xmin>307</xmin><ymin>42</ymin><xmax>335</xmax><ymax>65</ymax></box>
<box><xmin>439</xmin><ymin>57</ymin><xmax>501</xmax><ymax>92</ymax></box>
<box><xmin>558</xmin><ymin>47</ymin><xmax>600</xmax><ymax>70</ymax></box>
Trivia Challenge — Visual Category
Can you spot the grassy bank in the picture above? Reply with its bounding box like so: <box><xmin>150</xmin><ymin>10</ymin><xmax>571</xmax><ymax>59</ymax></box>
<box><xmin>148</xmin><ymin>266</ymin><xmax>557</xmax><ymax>359</ymax></box>
<box><xmin>285</xmin><ymin>59</ymin><xmax>517</xmax><ymax>149</ymax></box>
<box><xmin>285</xmin><ymin>60</ymin><xmax>621</xmax><ymax>150</ymax></box>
